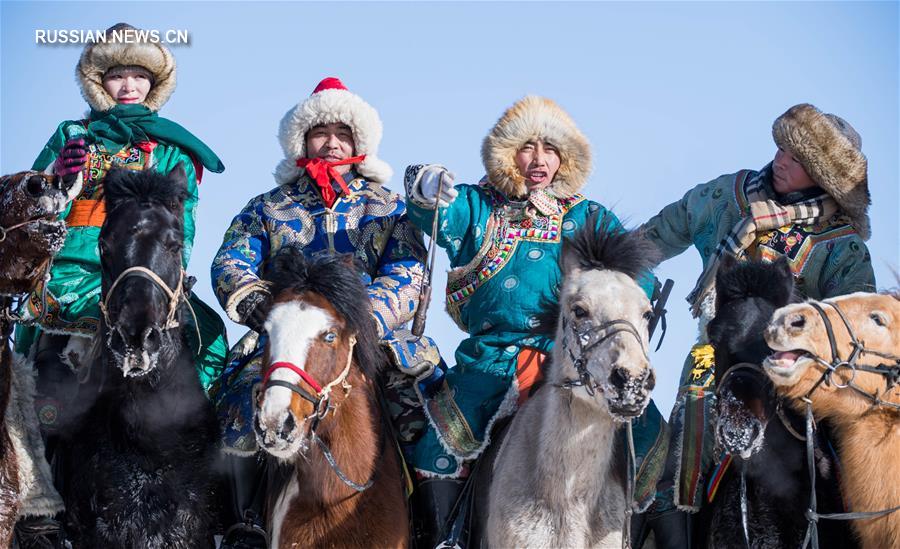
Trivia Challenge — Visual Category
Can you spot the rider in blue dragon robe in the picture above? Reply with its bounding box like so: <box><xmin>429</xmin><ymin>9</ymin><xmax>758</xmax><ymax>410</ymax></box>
<box><xmin>208</xmin><ymin>77</ymin><xmax>427</xmax><ymax>548</ymax></box>
<box><xmin>403</xmin><ymin>96</ymin><xmax>670</xmax><ymax>546</ymax></box>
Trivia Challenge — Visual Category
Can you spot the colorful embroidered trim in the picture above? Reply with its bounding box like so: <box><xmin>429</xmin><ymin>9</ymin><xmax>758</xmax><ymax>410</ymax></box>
<box><xmin>446</xmin><ymin>191</ymin><xmax>582</xmax><ymax>305</ymax></box>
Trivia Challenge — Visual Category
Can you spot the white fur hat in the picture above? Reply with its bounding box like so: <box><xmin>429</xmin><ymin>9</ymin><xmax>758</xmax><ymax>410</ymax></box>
<box><xmin>274</xmin><ymin>77</ymin><xmax>392</xmax><ymax>185</ymax></box>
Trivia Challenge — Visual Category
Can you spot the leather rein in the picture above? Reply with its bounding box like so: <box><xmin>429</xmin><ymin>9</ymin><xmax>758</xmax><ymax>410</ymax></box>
<box><xmin>260</xmin><ymin>335</ymin><xmax>376</xmax><ymax>493</ymax></box>
<box><xmin>798</xmin><ymin>300</ymin><xmax>900</xmax><ymax>549</ymax></box>
<box><xmin>554</xmin><ymin>313</ymin><xmax>650</xmax><ymax>549</ymax></box>
<box><xmin>99</xmin><ymin>266</ymin><xmax>202</xmax><ymax>350</ymax></box>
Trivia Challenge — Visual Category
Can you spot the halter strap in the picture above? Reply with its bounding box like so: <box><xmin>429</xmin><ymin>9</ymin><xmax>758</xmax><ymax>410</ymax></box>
<box><xmin>263</xmin><ymin>361</ymin><xmax>323</xmax><ymax>393</ymax></box>
<box><xmin>260</xmin><ymin>335</ymin><xmax>370</xmax><ymax>492</ymax></box>
<box><xmin>99</xmin><ymin>265</ymin><xmax>203</xmax><ymax>350</ymax></box>
<box><xmin>0</xmin><ymin>217</ymin><xmax>47</xmax><ymax>242</ymax></box>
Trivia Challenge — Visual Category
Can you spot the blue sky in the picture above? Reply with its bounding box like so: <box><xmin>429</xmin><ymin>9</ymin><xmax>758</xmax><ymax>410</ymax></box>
<box><xmin>2</xmin><ymin>1</ymin><xmax>897</xmax><ymax>416</ymax></box>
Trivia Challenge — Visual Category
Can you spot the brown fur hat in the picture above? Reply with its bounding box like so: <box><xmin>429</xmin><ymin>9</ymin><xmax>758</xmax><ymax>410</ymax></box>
<box><xmin>77</xmin><ymin>23</ymin><xmax>176</xmax><ymax>112</ymax></box>
<box><xmin>481</xmin><ymin>96</ymin><xmax>591</xmax><ymax>199</ymax></box>
<box><xmin>772</xmin><ymin>103</ymin><xmax>870</xmax><ymax>239</ymax></box>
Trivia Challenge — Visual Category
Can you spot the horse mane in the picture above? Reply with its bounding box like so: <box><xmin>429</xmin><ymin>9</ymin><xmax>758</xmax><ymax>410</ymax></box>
<box><xmin>103</xmin><ymin>166</ymin><xmax>188</xmax><ymax>213</ymax></box>
<box><xmin>263</xmin><ymin>247</ymin><xmax>386</xmax><ymax>380</ymax></box>
<box><xmin>562</xmin><ymin>213</ymin><xmax>660</xmax><ymax>279</ymax></box>
<box><xmin>534</xmin><ymin>213</ymin><xmax>659</xmax><ymax>336</ymax></box>
<box><xmin>714</xmin><ymin>256</ymin><xmax>796</xmax><ymax>308</ymax></box>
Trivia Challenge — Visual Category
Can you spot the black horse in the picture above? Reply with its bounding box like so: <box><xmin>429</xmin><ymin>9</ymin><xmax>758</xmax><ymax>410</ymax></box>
<box><xmin>63</xmin><ymin>166</ymin><xmax>218</xmax><ymax>548</ymax></box>
<box><xmin>698</xmin><ymin>256</ymin><xmax>856</xmax><ymax>549</ymax></box>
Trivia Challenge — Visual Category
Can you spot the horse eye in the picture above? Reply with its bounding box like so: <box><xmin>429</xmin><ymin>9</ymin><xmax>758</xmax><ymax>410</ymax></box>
<box><xmin>642</xmin><ymin>310</ymin><xmax>653</xmax><ymax>322</ymax></box>
<box><xmin>572</xmin><ymin>305</ymin><xmax>588</xmax><ymax>319</ymax></box>
<box><xmin>870</xmin><ymin>313</ymin><xmax>887</xmax><ymax>327</ymax></box>
<box><xmin>323</xmin><ymin>332</ymin><xmax>337</xmax><ymax>343</ymax></box>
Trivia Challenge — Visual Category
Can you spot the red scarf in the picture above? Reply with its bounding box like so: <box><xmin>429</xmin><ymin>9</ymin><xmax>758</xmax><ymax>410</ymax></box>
<box><xmin>296</xmin><ymin>155</ymin><xmax>366</xmax><ymax>207</ymax></box>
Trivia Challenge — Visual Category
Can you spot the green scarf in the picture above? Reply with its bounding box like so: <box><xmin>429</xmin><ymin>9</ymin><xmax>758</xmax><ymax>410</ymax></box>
<box><xmin>53</xmin><ymin>104</ymin><xmax>224</xmax><ymax>173</ymax></box>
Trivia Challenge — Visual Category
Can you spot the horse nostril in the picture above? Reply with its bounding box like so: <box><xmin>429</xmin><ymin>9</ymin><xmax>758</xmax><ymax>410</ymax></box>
<box><xmin>790</xmin><ymin>315</ymin><xmax>806</xmax><ymax>329</ymax></box>
<box><xmin>609</xmin><ymin>367</ymin><xmax>629</xmax><ymax>391</ymax></box>
<box><xmin>281</xmin><ymin>414</ymin><xmax>296</xmax><ymax>439</ymax></box>
<box><xmin>143</xmin><ymin>327</ymin><xmax>161</xmax><ymax>353</ymax></box>
<box><xmin>26</xmin><ymin>175</ymin><xmax>45</xmax><ymax>197</ymax></box>
<box><xmin>645</xmin><ymin>370</ymin><xmax>656</xmax><ymax>391</ymax></box>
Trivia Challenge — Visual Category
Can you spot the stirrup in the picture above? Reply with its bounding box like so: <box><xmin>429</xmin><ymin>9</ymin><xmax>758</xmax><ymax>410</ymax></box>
<box><xmin>221</xmin><ymin>510</ymin><xmax>269</xmax><ymax>549</ymax></box>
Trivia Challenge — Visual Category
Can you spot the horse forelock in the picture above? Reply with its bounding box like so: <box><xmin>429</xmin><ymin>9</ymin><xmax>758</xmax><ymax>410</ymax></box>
<box><xmin>561</xmin><ymin>212</ymin><xmax>659</xmax><ymax>280</ymax></box>
<box><xmin>102</xmin><ymin>167</ymin><xmax>188</xmax><ymax>217</ymax></box>
<box><xmin>265</xmin><ymin>248</ymin><xmax>385</xmax><ymax>380</ymax></box>
<box><xmin>716</xmin><ymin>258</ymin><xmax>795</xmax><ymax>309</ymax></box>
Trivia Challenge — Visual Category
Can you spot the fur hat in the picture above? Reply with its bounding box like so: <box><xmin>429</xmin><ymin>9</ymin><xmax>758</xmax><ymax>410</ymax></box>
<box><xmin>772</xmin><ymin>103</ymin><xmax>870</xmax><ymax>239</ymax></box>
<box><xmin>481</xmin><ymin>96</ymin><xmax>591</xmax><ymax>199</ymax></box>
<box><xmin>274</xmin><ymin>77</ymin><xmax>392</xmax><ymax>185</ymax></box>
<box><xmin>76</xmin><ymin>23</ymin><xmax>176</xmax><ymax>112</ymax></box>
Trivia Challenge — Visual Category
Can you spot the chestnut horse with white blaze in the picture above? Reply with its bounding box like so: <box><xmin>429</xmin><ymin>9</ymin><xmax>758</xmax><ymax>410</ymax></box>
<box><xmin>254</xmin><ymin>248</ymin><xmax>408</xmax><ymax>549</ymax></box>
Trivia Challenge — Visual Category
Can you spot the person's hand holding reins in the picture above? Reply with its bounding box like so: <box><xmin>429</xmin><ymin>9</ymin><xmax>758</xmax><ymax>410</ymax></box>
<box><xmin>54</xmin><ymin>138</ymin><xmax>88</xmax><ymax>183</ymax></box>
<box><xmin>415</xmin><ymin>164</ymin><xmax>459</xmax><ymax>208</ymax></box>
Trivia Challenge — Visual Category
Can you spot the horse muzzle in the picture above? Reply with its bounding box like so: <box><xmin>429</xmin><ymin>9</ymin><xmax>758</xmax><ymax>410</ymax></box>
<box><xmin>254</xmin><ymin>408</ymin><xmax>306</xmax><ymax>458</ymax></box>
<box><xmin>605</xmin><ymin>365</ymin><xmax>655</xmax><ymax>418</ymax></box>
<box><xmin>118</xmin><ymin>348</ymin><xmax>157</xmax><ymax>377</ymax></box>
<box><xmin>715</xmin><ymin>388</ymin><xmax>768</xmax><ymax>458</ymax></box>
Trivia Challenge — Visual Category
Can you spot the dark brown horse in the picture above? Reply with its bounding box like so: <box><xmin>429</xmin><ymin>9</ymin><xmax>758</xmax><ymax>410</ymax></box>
<box><xmin>254</xmin><ymin>248</ymin><xmax>408</xmax><ymax>548</ymax></box>
<box><xmin>0</xmin><ymin>170</ymin><xmax>77</xmax><ymax>546</ymax></box>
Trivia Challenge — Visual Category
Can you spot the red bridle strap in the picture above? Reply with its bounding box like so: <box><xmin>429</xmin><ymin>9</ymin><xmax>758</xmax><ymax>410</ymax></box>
<box><xmin>262</xmin><ymin>361</ymin><xmax>323</xmax><ymax>394</ymax></box>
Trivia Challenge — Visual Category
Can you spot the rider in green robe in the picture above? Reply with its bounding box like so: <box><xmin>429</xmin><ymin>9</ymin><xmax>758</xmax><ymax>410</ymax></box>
<box><xmin>12</xmin><ymin>23</ymin><xmax>227</xmax><ymax>545</ymax></box>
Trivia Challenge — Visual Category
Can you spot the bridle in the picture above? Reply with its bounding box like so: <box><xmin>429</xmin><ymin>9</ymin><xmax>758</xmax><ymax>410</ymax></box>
<box><xmin>554</xmin><ymin>313</ymin><xmax>650</xmax><ymax>549</ymax></box>
<box><xmin>800</xmin><ymin>301</ymin><xmax>900</xmax><ymax>412</ymax></box>
<box><xmin>795</xmin><ymin>300</ymin><xmax>900</xmax><ymax>549</ymax></box>
<box><xmin>555</xmin><ymin>315</ymin><xmax>649</xmax><ymax>396</ymax></box>
<box><xmin>259</xmin><ymin>335</ymin><xmax>375</xmax><ymax>492</ymax></box>
<box><xmin>715</xmin><ymin>361</ymin><xmax>808</xmax><ymax>547</ymax></box>
<box><xmin>0</xmin><ymin>216</ymin><xmax>49</xmax><ymax>243</ymax></box>
<box><xmin>99</xmin><ymin>265</ymin><xmax>202</xmax><ymax>348</ymax></box>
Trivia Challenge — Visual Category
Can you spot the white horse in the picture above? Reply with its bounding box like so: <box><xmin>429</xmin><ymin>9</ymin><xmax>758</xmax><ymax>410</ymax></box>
<box><xmin>487</xmin><ymin>221</ymin><xmax>658</xmax><ymax>549</ymax></box>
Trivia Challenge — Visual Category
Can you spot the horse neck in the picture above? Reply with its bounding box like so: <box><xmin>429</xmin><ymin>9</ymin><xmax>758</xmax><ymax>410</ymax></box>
<box><xmin>539</xmin><ymin>330</ymin><xmax>621</xmax><ymax>492</ymax></box>
<box><xmin>293</xmin><ymin>368</ymin><xmax>382</xmax><ymax>502</ymax></box>
<box><xmin>828</xmin><ymin>409</ymin><xmax>900</xmax><ymax>540</ymax></box>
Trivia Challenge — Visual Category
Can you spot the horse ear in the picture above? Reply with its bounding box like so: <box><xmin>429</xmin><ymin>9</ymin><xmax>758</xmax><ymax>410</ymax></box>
<box><xmin>560</xmin><ymin>238</ymin><xmax>583</xmax><ymax>277</ymax></box>
<box><xmin>719</xmin><ymin>254</ymin><xmax>738</xmax><ymax>274</ymax></box>
<box><xmin>771</xmin><ymin>256</ymin><xmax>794</xmax><ymax>304</ymax></box>
<box><xmin>167</xmin><ymin>163</ymin><xmax>187</xmax><ymax>191</ymax></box>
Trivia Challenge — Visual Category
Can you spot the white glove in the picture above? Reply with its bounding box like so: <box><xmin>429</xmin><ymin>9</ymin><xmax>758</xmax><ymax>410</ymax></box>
<box><xmin>415</xmin><ymin>164</ymin><xmax>459</xmax><ymax>208</ymax></box>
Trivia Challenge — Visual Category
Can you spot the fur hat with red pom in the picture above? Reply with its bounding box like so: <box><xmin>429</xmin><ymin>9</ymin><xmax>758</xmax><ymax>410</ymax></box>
<box><xmin>274</xmin><ymin>77</ymin><xmax>392</xmax><ymax>185</ymax></box>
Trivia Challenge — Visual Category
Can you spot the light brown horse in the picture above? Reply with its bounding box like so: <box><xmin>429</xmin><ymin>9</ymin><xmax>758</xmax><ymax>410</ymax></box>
<box><xmin>764</xmin><ymin>291</ymin><xmax>900</xmax><ymax>549</ymax></box>
<box><xmin>0</xmin><ymin>170</ymin><xmax>79</xmax><ymax>546</ymax></box>
<box><xmin>253</xmin><ymin>249</ymin><xmax>408</xmax><ymax>549</ymax></box>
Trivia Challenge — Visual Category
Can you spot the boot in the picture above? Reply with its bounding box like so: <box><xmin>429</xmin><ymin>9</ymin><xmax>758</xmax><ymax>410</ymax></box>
<box><xmin>219</xmin><ymin>454</ymin><xmax>268</xmax><ymax>549</ymax></box>
<box><xmin>647</xmin><ymin>508</ymin><xmax>692</xmax><ymax>549</ymax></box>
<box><xmin>412</xmin><ymin>478</ymin><xmax>466</xmax><ymax>549</ymax></box>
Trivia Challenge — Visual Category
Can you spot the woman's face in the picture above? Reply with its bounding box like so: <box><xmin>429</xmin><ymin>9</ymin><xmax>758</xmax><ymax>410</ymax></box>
<box><xmin>772</xmin><ymin>148</ymin><xmax>818</xmax><ymax>194</ymax></box>
<box><xmin>515</xmin><ymin>140</ymin><xmax>561</xmax><ymax>192</ymax></box>
<box><xmin>102</xmin><ymin>69</ymin><xmax>152</xmax><ymax>105</ymax></box>
<box><xmin>304</xmin><ymin>123</ymin><xmax>356</xmax><ymax>174</ymax></box>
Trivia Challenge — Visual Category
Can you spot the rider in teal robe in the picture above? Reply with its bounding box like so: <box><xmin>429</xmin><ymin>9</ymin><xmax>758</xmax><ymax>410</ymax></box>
<box><xmin>404</xmin><ymin>96</ymin><xmax>669</xmax><ymax>544</ymax></box>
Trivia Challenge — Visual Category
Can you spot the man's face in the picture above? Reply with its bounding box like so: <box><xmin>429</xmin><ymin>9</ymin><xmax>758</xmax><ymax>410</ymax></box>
<box><xmin>102</xmin><ymin>69</ymin><xmax>152</xmax><ymax>105</ymax></box>
<box><xmin>305</xmin><ymin>123</ymin><xmax>356</xmax><ymax>174</ymax></box>
<box><xmin>514</xmin><ymin>139</ymin><xmax>561</xmax><ymax>192</ymax></box>
<box><xmin>772</xmin><ymin>148</ymin><xmax>818</xmax><ymax>194</ymax></box>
